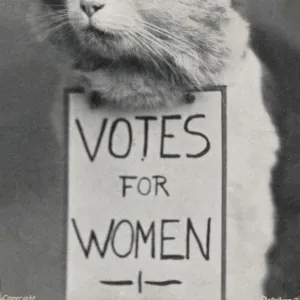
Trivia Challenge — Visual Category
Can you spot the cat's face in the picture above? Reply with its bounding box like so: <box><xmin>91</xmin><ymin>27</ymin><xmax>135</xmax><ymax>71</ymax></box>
<box><xmin>66</xmin><ymin>0</ymin><xmax>229</xmax><ymax>56</ymax></box>
<box><xmin>32</xmin><ymin>0</ymin><xmax>248</xmax><ymax>84</ymax></box>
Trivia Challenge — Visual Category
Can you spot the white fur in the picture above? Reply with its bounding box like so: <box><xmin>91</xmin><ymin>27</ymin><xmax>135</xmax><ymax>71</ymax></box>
<box><xmin>226</xmin><ymin>50</ymin><xmax>278</xmax><ymax>299</ymax></box>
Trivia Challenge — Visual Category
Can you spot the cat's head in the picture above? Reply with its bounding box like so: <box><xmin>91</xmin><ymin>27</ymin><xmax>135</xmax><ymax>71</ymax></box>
<box><xmin>29</xmin><ymin>0</ymin><xmax>249</xmax><ymax>85</ymax></box>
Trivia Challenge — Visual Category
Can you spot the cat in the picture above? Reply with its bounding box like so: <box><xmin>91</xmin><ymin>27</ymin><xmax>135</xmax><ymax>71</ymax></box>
<box><xmin>28</xmin><ymin>0</ymin><xmax>279</xmax><ymax>299</ymax></box>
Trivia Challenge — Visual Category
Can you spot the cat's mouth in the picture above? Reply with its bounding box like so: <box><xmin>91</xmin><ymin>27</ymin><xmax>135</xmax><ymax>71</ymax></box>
<box><xmin>77</xmin><ymin>25</ymin><xmax>131</xmax><ymax>58</ymax></box>
<box><xmin>81</xmin><ymin>26</ymin><xmax>117</xmax><ymax>40</ymax></box>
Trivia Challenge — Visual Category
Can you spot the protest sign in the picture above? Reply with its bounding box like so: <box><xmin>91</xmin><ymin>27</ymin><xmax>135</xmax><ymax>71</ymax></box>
<box><xmin>65</xmin><ymin>87</ymin><xmax>226</xmax><ymax>300</ymax></box>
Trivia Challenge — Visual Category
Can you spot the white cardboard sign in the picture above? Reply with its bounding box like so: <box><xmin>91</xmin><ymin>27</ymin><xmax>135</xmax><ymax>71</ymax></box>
<box><xmin>65</xmin><ymin>88</ymin><xmax>226</xmax><ymax>300</ymax></box>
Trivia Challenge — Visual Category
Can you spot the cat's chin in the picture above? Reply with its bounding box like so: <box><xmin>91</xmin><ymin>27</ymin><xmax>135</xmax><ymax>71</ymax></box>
<box><xmin>75</xmin><ymin>29</ymin><xmax>135</xmax><ymax>60</ymax></box>
<box><xmin>81</xmin><ymin>27</ymin><xmax>117</xmax><ymax>45</ymax></box>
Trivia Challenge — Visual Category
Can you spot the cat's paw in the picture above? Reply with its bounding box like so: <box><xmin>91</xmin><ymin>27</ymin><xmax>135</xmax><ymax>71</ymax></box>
<box><xmin>72</xmin><ymin>71</ymin><xmax>108</xmax><ymax>109</ymax></box>
<box><xmin>88</xmin><ymin>91</ymin><xmax>106</xmax><ymax>109</ymax></box>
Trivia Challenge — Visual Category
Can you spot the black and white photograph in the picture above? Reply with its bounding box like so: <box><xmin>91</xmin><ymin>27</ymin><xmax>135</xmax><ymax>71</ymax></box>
<box><xmin>0</xmin><ymin>0</ymin><xmax>300</xmax><ymax>299</ymax></box>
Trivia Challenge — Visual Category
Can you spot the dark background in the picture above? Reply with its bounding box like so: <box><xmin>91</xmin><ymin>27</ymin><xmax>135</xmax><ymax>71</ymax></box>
<box><xmin>1</xmin><ymin>0</ymin><xmax>300</xmax><ymax>298</ymax></box>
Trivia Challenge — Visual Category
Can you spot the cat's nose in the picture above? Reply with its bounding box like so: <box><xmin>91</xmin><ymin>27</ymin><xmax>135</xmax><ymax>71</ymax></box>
<box><xmin>80</xmin><ymin>0</ymin><xmax>105</xmax><ymax>17</ymax></box>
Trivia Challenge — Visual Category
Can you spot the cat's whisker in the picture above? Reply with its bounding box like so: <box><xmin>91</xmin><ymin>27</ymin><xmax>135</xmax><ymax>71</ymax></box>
<box><xmin>132</xmin><ymin>37</ymin><xmax>171</xmax><ymax>81</ymax></box>
<box><xmin>31</xmin><ymin>14</ymin><xmax>68</xmax><ymax>22</ymax></box>
<box><xmin>136</xmin><ymin>26</ymin><xmax>179</xmax><ymax>54</ymax></box>
<box><xmin>40</xmin><ymin>21</ymin><xmax>71</xmax><ymax>39</ymax></box>
<box><xmin>30</xmin><ymin>9</ymin><xmax>68</xmax><ymax>19</ymax></box>
<box><xmin>141</xmin><ymin>21</ymin><xmax>199</xmax><ymax>45</ymax></box>
<box><xmin>124</xmin><ymin>32</ymin><xmax>165</xmax><ymax>78</ymax></box>
<box><xmin>137</xmin><ymin>28</ymin><xmax>195</xmax><ymax>72</ymax></box>
<box><xmin>39</xmin><ymin>19</ymin><xmax>69</xmax><ymax>32</ymax></box>
<box><xmin>134</xmin><ymin>31</ymin><xmax>183</xmax><ymax>83</ymax></box>
<box><xmin>142</xmin><ymin>33</ymin><xmax>200</xmax><ymax>70</ymax></box>
<box><xmin>140</xmin><ymin>27</ymin><xmax>188</xmax><ymax>54</ymax></box>
<box><xmin>32</xmin><ymin>18</ymin><xmax>69</xmax><ymax>30</ymax></box>
<box><xmin>139</xmin><ymin>30</ymin><xmax>201</xmax><ymax>67</ymax></box>
<box><xmin>142</xmin><ymin>21</ymin><xmax>190</xmax><ymax>38</ymax></box>
<box><xmin>135</xmin><ymin>32</ymin><xmax>171</xmax><ymax>61</ymax></box>
<box><xmin>29</xmin><ymin>12</ymin><xmax>69</xmax><ymax>32</ymax></box>
<box><xmin>141</xmin><ymin>20</ymin><xmax>210</xmax><ymax>55</ymax></box>
<box><xmin>138</xmin><ymin>26</ymin><xmax>221</xmax><ymax>87</ymax></box>
<box><xmin>128</xmin><ymin>31</ymin><xmax>163</xmax><ymax>60</ymax></box>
